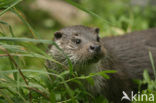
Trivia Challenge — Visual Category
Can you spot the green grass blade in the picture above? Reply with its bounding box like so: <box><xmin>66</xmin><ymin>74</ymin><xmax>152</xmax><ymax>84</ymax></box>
<box><xmin>0</xmin><ymin>90</ymin><xmax>14</xmax><ymax>103</ymax></box>
<box><xmin>0</xmin><ymin>37</ymin><xmax>53</xmax><ymax>44</ymax></box>
<box><xmin>0</xmin><ymin>0</ymin><xmax>22</xmax><ymax>16</ymax></box>
<box><xmin>149</xmin><ymin>51</ymin><xmax>156</xmax><ymax>80</ymax></box>
<box><xmin>0</xmin><ymin>31</ymin><xmax>6</xmax><ymax>36</ymax></box>
<box><xmin>65</xmin><ymin>0</ymin><xmax>115</xmax><ymax>26</ymax></box>
<box><xmin>11</xmin><ymin>8</ymin><xmax>40</xmax><ymax>39</ymax></box>
<box><xmin>0</xmin><ymin>37</ymin><xmax>73</xmax><ymax>72</ymax></box>
<box><xmin>0</xmin><ymin>0</ymin><xmax>14</xmax><ymax>8</ymax></box>
<box><xmin>0</xmin><ymin>21</ymin><xmax>15</xmax><ymax>37</ymax></box>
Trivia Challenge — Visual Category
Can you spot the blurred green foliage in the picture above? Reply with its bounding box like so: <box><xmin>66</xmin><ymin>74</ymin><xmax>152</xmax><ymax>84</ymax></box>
<box><xmin>0</xmin><ymin>0</ymin><xmax>156</xmax><ymax>103</ymax></box>
<box><xmin>12</xmin><ymin>0</ymin><xmax>156</xmax><ymax>37</ymax></box>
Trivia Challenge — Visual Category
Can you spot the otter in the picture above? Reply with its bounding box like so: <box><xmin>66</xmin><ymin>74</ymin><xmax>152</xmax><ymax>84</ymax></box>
<box><xmin>47</xmin><ymin>25</ymin><xmax>156</xmax><ymax>103</ymax></box>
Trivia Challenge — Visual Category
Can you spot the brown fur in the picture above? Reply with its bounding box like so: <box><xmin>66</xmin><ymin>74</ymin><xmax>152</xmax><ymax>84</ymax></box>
<box><xmin>47</xmin><ymin>25</ymin><xmax>156</xmax><ymax>103</ymax></box>
<box><xmin>102</xmin><ymin>28</ymin><xmax>156</xmax><ymax>80</ymax></box>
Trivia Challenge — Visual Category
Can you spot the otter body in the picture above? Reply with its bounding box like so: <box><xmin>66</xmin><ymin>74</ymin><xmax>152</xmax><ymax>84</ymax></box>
<box><xmin>47</xmin><ymin>25</ymin><xmax>156</xmax><ymax>103</ymax></box>
<box><xmin>101</xmin><ymin>28</ymin><xmax>156</xmax><ymax>102</ymax></box>
<box><xmin>102</xmin><ymin>28</ymin><xmax>156</xmax><ymax>80</ymax></box>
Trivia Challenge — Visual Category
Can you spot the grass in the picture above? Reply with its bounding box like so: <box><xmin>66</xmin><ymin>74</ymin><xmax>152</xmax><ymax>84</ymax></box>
<box><xmin>132</xmin><ymin>52</ymin><xmax>156</xmax><ymax>103</ymax></box>
<box><xmin>0</xmin><ymin>0</ymin><xmax>156</xmax><ymax>103</ymax></box>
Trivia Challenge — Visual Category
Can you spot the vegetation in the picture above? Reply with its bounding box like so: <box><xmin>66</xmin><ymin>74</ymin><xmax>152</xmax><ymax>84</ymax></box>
<box><xmin>0</xmin><ymin>0</ymin><xmax>156</xmax><ymax>103</ymax></box>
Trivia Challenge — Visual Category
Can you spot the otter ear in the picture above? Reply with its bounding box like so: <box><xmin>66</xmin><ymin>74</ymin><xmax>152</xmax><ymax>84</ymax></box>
<box><xmin>54</xmin><ymin>32</ymin><xmax>62</xmax><ymax>39</ymax></box>
<box><xmin>94</xmin><ymin>28</ymin><xmax>100</xmax><ymax>34</ymax></box>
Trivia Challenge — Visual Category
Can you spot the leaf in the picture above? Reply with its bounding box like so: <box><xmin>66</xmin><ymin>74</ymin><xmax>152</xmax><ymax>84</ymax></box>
<box><xmin>98</xmin><ymin>70</ymin><xmax>117</xmax><ymax>79</ymax></box>
<box><xmin>99</xmin><ymin>72</ymin><xmax>110</xmax><ymax>79</ymax></box>
<box><xmin>101</xmin><ymin>70</ymin><xmax>117</xmax><ymax>74</ymax></box>
<box><xmin>143</xmin><ymin>70</ymin><xmax>151</xmax><ymax>83</ymax></box>
<box><xmin>86</xmin><ymin>77</ymin><xmax>94</xmax><ymax>85</ymax></box>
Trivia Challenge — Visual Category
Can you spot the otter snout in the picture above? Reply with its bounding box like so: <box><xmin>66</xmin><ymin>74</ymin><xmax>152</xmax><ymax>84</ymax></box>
<box><xmin>89</xmin><ymin>45</ymin><xmax>101</xmax><ymax>53</ymax></box>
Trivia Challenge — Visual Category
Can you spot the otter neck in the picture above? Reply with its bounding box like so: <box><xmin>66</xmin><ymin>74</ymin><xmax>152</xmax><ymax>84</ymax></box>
<box><xmin>74</xmin><ymin>61</ymin><xmax>102</xmax><ymax>75</ymax></box>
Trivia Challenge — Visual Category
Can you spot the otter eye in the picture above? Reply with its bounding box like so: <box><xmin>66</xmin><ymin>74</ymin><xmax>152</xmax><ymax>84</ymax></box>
<box><xmin>73</xmin><ymin>39</ymin><xmax>81</xmax><ymax>44</ymax></box>
<box><xmin>97</xmin><ymin>36</ymin><xmax>100</xmax><ymax>42</ymax></box>
<box><xmin>95</xmin><ymin>28</ymin><xmax>100</xmax><ymax>34</ymax></box>
<box><xmin>75</xmin><ymin>39</ymin><xmax>81</xmax><ymax>44</ymax></box>
<box><xmin>54</xmin><ymin>32</ymin><xmax>62</xmax><ymax>39</ymax></box>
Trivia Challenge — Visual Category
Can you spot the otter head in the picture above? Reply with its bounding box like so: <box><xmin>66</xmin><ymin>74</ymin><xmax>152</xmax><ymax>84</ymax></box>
<box><xmin>49</xmin><ymin>25</ymin><xmax>106</xmax><ymax>70</ymax></box>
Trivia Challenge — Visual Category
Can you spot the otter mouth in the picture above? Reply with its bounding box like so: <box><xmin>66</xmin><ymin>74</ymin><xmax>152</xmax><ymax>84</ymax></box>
<box><xmin>86</xmin><ymin>53</ymin><xmax>103</xmax><ymax>64</ymax></box>
<box><xmin>67</xmin><ymin>46</ymin><xmax>105</xmax><ymax>65</ymax></box>
<box><xmin>88</xmin><ymin>57</ymin><xmax>99</xmax><ymax>63</ymax></box>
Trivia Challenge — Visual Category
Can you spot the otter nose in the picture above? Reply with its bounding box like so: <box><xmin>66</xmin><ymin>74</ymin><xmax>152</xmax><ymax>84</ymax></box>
<box><xmin>90</xmin><ymin>45</ymin><xmax>101</xmax><ymax>52</ymax></box>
